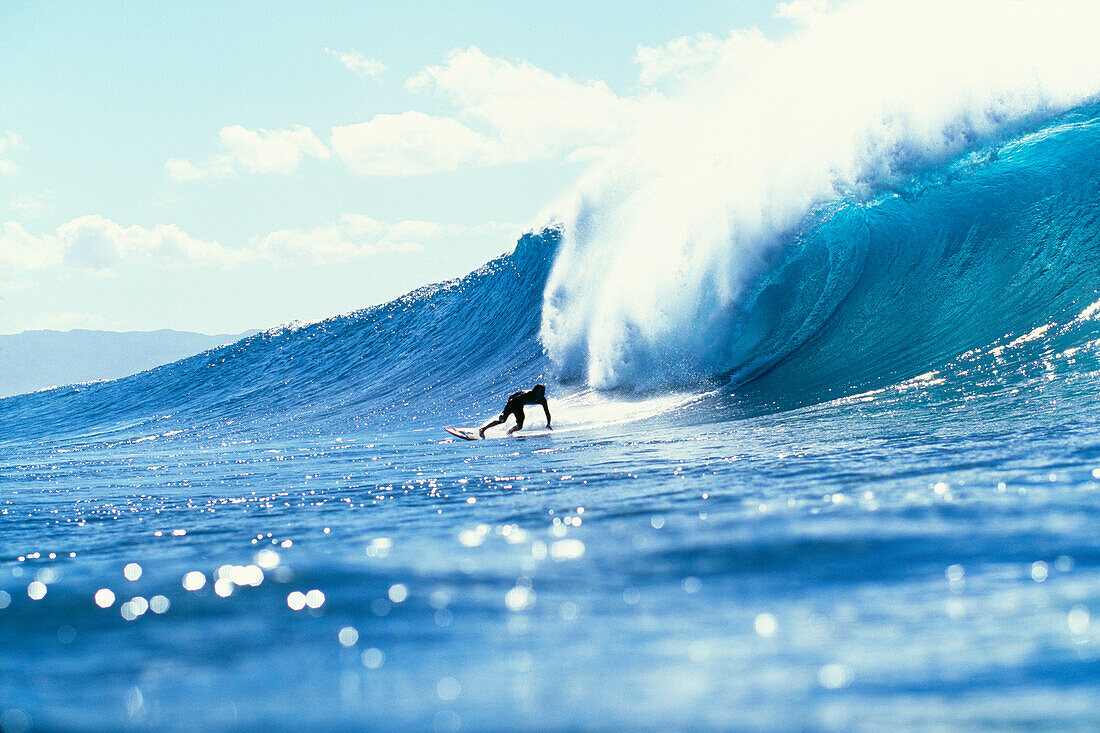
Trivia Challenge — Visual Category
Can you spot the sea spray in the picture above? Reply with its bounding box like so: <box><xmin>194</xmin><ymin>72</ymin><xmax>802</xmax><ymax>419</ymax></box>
<box><xmin>541</xmin><ymin>0</ymin><xmax>1100</xmax><ymax>389</ymax></box>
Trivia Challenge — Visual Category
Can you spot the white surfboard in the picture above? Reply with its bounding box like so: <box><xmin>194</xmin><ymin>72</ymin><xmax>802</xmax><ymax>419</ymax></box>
<box><xmin>444</xmin><ymin>427</ymin><xmax>481</xmax><ymax>441</ymax></box>
<box><xmin>444</xmin><ymin>426</ymin><xmax>551</xmax><ymax>440</ymax></box>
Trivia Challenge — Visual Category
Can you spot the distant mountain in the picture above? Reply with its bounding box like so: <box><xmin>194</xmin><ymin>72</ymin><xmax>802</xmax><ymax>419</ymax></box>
<box><xmin>0</xmin><ymin>328</ymin><xmax>257</xmax><ymax>398</ymax></box>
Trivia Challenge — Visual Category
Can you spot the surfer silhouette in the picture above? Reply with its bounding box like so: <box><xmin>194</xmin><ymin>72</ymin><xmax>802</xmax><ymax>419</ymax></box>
<box><xmin>480</xmin><ymin>384</ymin><xmax>552</xmax><ymax>438</ymax></box>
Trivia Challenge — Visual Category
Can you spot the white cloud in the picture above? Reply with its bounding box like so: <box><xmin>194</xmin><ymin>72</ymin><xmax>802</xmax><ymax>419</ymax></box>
<box><xmin>330</xmin><ymin>111</ymin><xmax>493</xmax><ymax>176</ymax></box>
<box><xmin>1</xmin><ymin>216</ymin><xmax>238</xmax><ymax>271</ymax></box>
<box><xmin>1</xmin><ymin>214</ymin><xmax>516</xmax><ymax>272</ymax></box>
<box><xmin>166</xmin><ymin>124</ymin><xmax>329</xmax><ymax>180</ymax></box>
<box><xmin>58</xmin><ymin>216</ymin><xmax>238</xmax><ymax>269</ymax></box>
<box><xmin>0</xmin><ymin>221</ymin><xmax>62</xmax><ymax>270</ymax></box>
<box><xmin>325</xmin><ymin>47</ymin><xmax>386</xmax><ymax>78</ymax></box>
<box><xmin>220</xmin><ymin>125</ymin><xmax>329</xmax><ymax>174</ymax></box>
<box><xmin>634</xmin><ymin>33</ymin><xmax>725</xmax><ymax>86</ymax></box>
<box><xmin>0</xmin><ymin>133</ymin><xmax>20</xmax><ymax>154</ymax></box>
<box><xmin>0</xmin><ymin>132</ymin><xmax>21</xmax><ymax>176</ymax></box>
<box><xmin>258</xmin><ymin>214</ymin><xmax>516</xmax><ymax>264</ymax></box>
<box><xmin>775</xmin><ymin>0</ymin><xmax>830</xmax><ymax>24</ymax></box>
<box><xmin>170</xmin><ymin>48</ymin><xmax>655</xmax><ymax>181</ymax></box>
<box><xmin>331</xmin><ymin>47</ymin><xmax>643</xmax><ymax>177</ymax></box>
<box><xmin>164</xmin><ymin>155</ymin><xmax>235</xmax><ymax>182</ymax></box>
<box><xmin>407</xmin><ymin>47</ymin><xmax>638</xmax><ymax>163</ymax></box>
<box><xmin>635</xmin><ymin>29</ymin><xmax>772</xmax><ymax>90</ymax></box>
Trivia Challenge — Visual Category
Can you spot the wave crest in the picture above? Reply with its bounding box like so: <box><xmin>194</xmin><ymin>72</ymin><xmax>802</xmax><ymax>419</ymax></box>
<box><xmin>540</xmin><ymin>0</ymin><xmax>1100</xmax><ymax>389</ymax></box>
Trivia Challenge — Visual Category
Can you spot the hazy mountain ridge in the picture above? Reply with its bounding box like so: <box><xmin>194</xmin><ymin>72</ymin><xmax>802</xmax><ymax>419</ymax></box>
<box><xmin>0</xmin><ymin>328</ymin><xmax>256</xmax><ymax>398</ymax></box>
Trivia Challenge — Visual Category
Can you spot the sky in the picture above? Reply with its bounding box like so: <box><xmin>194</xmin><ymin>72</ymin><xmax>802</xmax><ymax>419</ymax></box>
<box><xmin>0</xmin><ymin>0</ymin><xmax>809</xmax><ymax>334</ymax></box>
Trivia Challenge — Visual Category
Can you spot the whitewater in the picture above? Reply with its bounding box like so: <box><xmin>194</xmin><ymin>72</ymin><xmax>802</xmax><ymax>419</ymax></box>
<box><xmin>5</xmin><ymin>1</ymin><xmax>1100</xmax><ymax>730</ymax></box>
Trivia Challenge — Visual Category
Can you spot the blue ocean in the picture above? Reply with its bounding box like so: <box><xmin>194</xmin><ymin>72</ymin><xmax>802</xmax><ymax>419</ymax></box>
<box><xmin>4</xmin><ymin>99</ymin><xmax>1100</xmax><ymax>730</ymax></box>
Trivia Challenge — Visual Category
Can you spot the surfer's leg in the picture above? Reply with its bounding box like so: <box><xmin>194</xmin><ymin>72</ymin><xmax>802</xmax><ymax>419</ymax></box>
<box><xmin>480</xmin><ymin>413</ymin><xmax>506</xmax><ymax>438</ymax></box>
<box><xmin>507</xmin><ymin>410</ymin><xmax>525</xmax><ymax>435</ymax></box>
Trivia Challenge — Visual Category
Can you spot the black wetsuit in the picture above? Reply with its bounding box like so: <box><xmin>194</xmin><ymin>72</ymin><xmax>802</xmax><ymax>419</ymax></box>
<box><xmin>481</xmin><ymin>386</ymin><xmax>551</xmax><ymax>436</ymax></box>
<box><xmin>498</xmin><ymin>390</ymin><xmax>547</xmax><ymax>430</ymax></box>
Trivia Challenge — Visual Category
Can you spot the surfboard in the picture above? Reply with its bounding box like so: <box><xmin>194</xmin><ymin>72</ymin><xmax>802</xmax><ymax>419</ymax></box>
<box><xmin>444</xmin><ymin>427</ymin><xmax>481</xmax><ymax>441</ymax></box>
<box><xmin>445</xmin><ymin>426</ymin><xmax>552</xmax><ymax>440</ymax></box>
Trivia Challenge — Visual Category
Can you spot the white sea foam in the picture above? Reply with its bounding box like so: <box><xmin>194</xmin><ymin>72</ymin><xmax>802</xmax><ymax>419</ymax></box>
<box><xmin>541</xmin><ymin>0</ymin><xmax>1100</xmax><ymax>389</ymax></box>
<box><xmin>549</xmin><ymin>388</ymin><xmax>706</xmax><ymax>432</ymax></box>
<box><xmin>476</xmin><ymin>388</ymin><xmax>704</xmax><ymax>439</ymax></box>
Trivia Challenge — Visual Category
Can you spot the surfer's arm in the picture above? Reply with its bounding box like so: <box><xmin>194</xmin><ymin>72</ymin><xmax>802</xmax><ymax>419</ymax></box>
<box><xmin>540</xmin><ymin>399</ymin><xmax>552</xmax><ymax>428</ymax></box>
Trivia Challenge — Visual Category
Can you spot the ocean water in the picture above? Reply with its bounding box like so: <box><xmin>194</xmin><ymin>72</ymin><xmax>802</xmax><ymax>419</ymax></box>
<box><xmin>5</xmin><ymin>101</ymin><xmax>1100</xmax><ymax>733</ymax></box>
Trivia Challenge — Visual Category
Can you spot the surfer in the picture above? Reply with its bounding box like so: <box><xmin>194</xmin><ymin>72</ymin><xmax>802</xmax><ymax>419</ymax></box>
<box><xmin>479</xmin><ymin>384</ymin><xmax>552</xmax><ymax>438</ymax></box>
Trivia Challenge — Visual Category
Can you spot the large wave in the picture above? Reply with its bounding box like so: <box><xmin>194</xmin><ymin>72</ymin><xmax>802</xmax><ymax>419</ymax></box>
<box><xmin>540</xmin><ymin>0</ymin><xmax>1100</xmax><ymax>390</ymax></box>
<box><xmin>7</xmin><ymin>110</ymin><xmax>1100</xmax><ymax>442</ymax></box>
<box><xmin>7</xmin><ymin>110</ymin><xmax>1100</xmax><ymax>445</ymax></box>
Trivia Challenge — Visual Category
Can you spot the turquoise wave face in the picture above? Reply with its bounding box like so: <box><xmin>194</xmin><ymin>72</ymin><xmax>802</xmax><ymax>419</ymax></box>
<box><xmin>543</xmin><ymin>100</ymin><xmax>1100</xmax><ymax>393</ymax></box>
<box><xmin>734</xmin><ymin>107</ymin><xmax>1100</xmax><ymax>409</ymax></box>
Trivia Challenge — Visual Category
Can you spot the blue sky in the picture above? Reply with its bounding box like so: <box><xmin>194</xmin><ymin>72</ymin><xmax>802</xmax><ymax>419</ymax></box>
<box><xmin>0</xmin><ymin>1</ymin><xmax>800</xmax><ymax>333</ymax></box>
